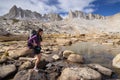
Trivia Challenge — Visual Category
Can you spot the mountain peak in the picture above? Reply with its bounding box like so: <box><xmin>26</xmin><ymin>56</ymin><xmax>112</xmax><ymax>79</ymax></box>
<box><xmin>68</xmin><ymin>10</ymin><xmax>105</xmax><ymax>20</ymax></box>
<box><xmin>11</xmin><ymin>5</ymin><xmax>17</xmax><ymax>9</ymax></box>
<box><xmin>3</xmin><ymin>5</ymin><xmax>63</xmax><ymax>21</ymax></box>
<box><xmin>3</xmin><ymin>5</ymin><xmax>42</xmax><ymax>20</ymax></box>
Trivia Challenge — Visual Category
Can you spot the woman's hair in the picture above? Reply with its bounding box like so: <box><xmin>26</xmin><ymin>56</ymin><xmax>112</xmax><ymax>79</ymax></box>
<box><xmin>37</xmin><ymin>28</ymin><xmax>43</xmax><ymax>35</ymax></box>
<box><xmin>37</xmin><ymin>28</ymin><xmax>43</xmax><ymax>41</ymax></box>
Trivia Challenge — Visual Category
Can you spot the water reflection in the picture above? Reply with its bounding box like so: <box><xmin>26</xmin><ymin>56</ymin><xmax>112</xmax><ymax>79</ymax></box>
<box><xmin>64</xmin><ymin>42</ymin><xmax>120</xmax><ymax>78</ymax></box>
<box><xmin>64</xmin><ymin>42</ymin><xmax>113</xmax><ymax>67</ymax></box>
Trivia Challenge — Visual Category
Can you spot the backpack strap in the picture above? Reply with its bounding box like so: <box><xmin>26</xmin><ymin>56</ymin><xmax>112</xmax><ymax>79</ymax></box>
<box><xmin>28</xmin><ymin>35</ymin><xmax>37</xmax><ymax>44</ymax></box>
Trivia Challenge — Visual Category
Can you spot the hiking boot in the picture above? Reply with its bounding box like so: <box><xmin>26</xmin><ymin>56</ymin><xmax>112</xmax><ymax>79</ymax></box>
<box><xmin>33</xmin><ymin>67</ymin><xmax>39</xmax><ymax>72</ymax></box>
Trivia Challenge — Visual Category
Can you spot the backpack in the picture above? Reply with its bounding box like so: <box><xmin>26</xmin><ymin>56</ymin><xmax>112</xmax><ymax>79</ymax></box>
<box><xmin>29</xmin><ymin>29</ymin><xmax>37</xmax><ymax>39</ymax></box>
<box><xmin>27</xmin><ymin>30</ymin><xmax>37</xmax><ymax>48</ymax></box>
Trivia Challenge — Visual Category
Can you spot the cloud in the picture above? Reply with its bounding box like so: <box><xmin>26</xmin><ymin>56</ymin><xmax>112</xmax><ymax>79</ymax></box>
<box><xmin>58</xmin><ymin>0</ymin><xmax>95</xmax><ymax>12</ymax></box>
<box><xmin>84</xmin><ymin>8</ymin><xmax>95</xmax><ymax>13</ymax></box>
<box><xmin>0</xmin><ymin>0</ymin><xmax>95</xmax><ymax>16</ymax></box>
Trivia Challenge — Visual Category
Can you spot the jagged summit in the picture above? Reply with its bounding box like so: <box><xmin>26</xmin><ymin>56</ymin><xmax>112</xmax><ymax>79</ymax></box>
<box><xmin>3</xmin><ymin>5</ymin><xmax>107</xmax><ymax>21</ymax></box>
<box><xmin>4</xmin><ymin>5</ymin><xmax>42</xmax><ymax>20</ymax></box>
<box><xmin>68</xmin><ymin>10</ymin><xmax>105</xmax><ymax>20</ymax></box>
<box><xmin>3</xmin><ymin>5</ymin><xmax>63</xmax><ymax>21</ymax></box>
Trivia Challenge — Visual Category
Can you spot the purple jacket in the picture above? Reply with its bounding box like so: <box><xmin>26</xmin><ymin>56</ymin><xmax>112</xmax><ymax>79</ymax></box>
<box><xmin>28</xmin><ymin>35</ymin><xmax>42</xmax><ymax>48</ymax></box>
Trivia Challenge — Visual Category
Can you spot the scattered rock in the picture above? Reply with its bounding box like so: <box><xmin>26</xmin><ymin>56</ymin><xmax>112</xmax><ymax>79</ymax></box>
<box><xmin>47</xmin><ymin>60</ymin><xmax>82</xmax><ymax>69</ymax></box>
<box><xmin>0</xmin><ymin>55</ymin><xmax>7</xmax><ymax>63</ymax></box>
<box><xmin>63</xmin><ymin>50</ymin><xmax>75</xmax><ymax>58</ymax></box>
<box><xmin>0</xmin><ymin>64</ymin><xmax>16</xmax><ymax>79</ymax></box>
<box><xmin>19</xmin><ymin>61</ymin><xmax>32</xmax><ymax>71</ymax></box>
<box><xmin>116</xmin><ymin>40</ymin><xmax>120</xmax><ymax>45</ymax></box>
<box><xmin>67</xmin><ymin>54</ymin><xmax>84</xmax><ymax>63</ymax></box>
<box><xmin>59</xmin><ymin>67</ymin><xmax>101</xmax><ymax>80</ymax></box>
<box><xmin>14</xmin><ymin>60</ymin><xmax>23</xmax><ymax>67</ymax></box>
<box><xmin>0</xmin><ymin>49</ymin><xmax>4</xmax><ymax>53</ymax></box>
<box><xmin>46</xmin><ymin>63</ymin><xmax>53</xmax><ymax>68</ymax></box>
<box><xmin>56</xmin><ymin>39</ymin><xmax>71</xmax><ymax>46</ymax></box>
<box><xmin>52</xmin><ymin>47</ymin><xmax>59</xmax><ymax>51</ymax></box>
<box><xmin>0</xmin><ymin>33</ymin><xmax>120</xmax><ymax>80</ymax></box>
<box><xmin>37</xmin><ymin>59</ymin><xmax>49</xmax><ymax>69</ymax></box>
<box><xmin>44</xmin><ymin>51</ymin><xmax>52</xmax><ymax>54</ymax></box>
<box><xmin>112</xmin><ymin>53</ymin><xmax>120</xmax><ymax>68</ymax></box>
<box><xmin>30</xmin><ymin>70</ymin><xmax>47</xmax><ymax>80</ymax></box>
<box><xmin>8</xmin><ymin>47</ymin><xmax>31</xmax><ymax>58</ymax></box>
<box><xmin>52</xmin><ymin>54</ymin><xmax>60</xmax><ymax>60</ymax></box>
<box><xmin>19</xmin><ymin>57</ymin><xmax>35</xmax><ymax>61</ymax></box>
<box><xmin>13</xmin><ymin>70</ymin><xmax>30</xmax><ymax>80</ymax></box>
<box><xmin>42</xmin><ymin>47</ymin><xmax>52</xmax><ymax>51</ymax></box>
<box><xmin>0</xmin><ymin>28</ymin><xmax>10</xmax><ymax>36</ymax></box>
<box><xmin>48</xmin><ymin>72</ymin><xmax>59</xmax><ymax>80</ymax></box>
<box><xmin>102</xmin><ymin>43</ymin><xmax>113</xmax><ymax>46</ymax></box>
<box><xmin>70</xmin><ymin>38</ymin><xmax>79</xmax><ymax>43</ymax></box>
<box><xmin>13</xmin><ymin>69</ymin><xmax>47</xmax><ymax>80</ymax></box>
<box><xmin>46</xmin><ymin>65</ymin><xmax>62</xmax><ymax>80</ymax></box>
<box><xmin>88</xmin><ymin>63</ymin><xmax>112</xmax><ymax>76</ymax></box>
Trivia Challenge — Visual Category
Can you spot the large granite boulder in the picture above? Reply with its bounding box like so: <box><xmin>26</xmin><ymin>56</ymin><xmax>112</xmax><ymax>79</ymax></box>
<box><xmin>67</xmin><ymin>54</ymin><xmax>84</xmax><ymax>63</ymax></box>
<box><xmin>63</xmin><ymin>50</ymin><xmax>75</xmax><ymax>58</ymax></box>
<box><xmin>112</xmin><ymin>53</ymin><xmax>120</xmax><ymax>68</ymax></box>
<box><xmin>0</xmin><ymin>64</ymin><xmax>16</xmax><ymax>79</ymax></box>
<box><xmin>88</xmin><ymin>63</ymin><xmax>112</xmax><ymax>76</ymax></box>
<box><xmin>19</xmin><ymin>61</ymin><xmax>32</xmax><ymax>71</ymax></box>
<box><xmin>59</xmin><ymin>67</ymin><xmax>101</xmax><ymax>80</ymax></box>
<box><xmin>13</xmin><ymin>69</ymin><xmax>47</xmax><ymax>80</ymax></box>
<box><xmin>8</xmin><ymin>47</ymin><xmax>33</xmax><ymax>58</ymax></box>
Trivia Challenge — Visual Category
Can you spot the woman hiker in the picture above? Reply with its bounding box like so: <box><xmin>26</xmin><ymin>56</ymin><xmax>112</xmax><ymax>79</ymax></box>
<box><xmin>27</xmin><ymin>28</ymin><xmax>43</xmax><ymax>72</ymax></box>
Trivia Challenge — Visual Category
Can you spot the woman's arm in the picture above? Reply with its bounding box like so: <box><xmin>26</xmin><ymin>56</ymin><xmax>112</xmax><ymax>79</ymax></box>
<box><xmin>28</xmin><ymin>35</ymin><xmax>37</xmax><ymax>46</ymax></box>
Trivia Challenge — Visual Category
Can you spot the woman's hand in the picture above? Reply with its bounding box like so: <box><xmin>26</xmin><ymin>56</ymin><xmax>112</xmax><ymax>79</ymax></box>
<box><xmin>33</xmin><ymin>40</ymin><xmax>37</xmax><ymax>47</ymax></box>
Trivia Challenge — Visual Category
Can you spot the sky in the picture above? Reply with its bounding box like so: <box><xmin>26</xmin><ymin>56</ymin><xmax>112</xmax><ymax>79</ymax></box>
<box><xmin>0</xmin><ymin>0</ymin><xmax>120</xmax><ymax>17</ymax></box>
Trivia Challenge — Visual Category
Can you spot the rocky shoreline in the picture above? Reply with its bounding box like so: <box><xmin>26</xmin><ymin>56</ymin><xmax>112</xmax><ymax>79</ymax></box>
<box><xmin>0</xmin><ymin>33</ymin><xmax>120</xmax><ymax>80</ymax></box>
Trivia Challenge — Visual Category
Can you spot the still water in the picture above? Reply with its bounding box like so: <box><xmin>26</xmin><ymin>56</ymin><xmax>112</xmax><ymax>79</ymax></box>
<box><xmin>64</xmin><ymin>42</ymin><xmax>120</xmax><ymax>78</ymax></box>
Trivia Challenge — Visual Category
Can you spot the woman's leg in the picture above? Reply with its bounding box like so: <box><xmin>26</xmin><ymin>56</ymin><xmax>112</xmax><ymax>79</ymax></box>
<box><xmin>34</xmin><ymin>53</ymin><xmax>42</xmax><ymax>70</ymax></box>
